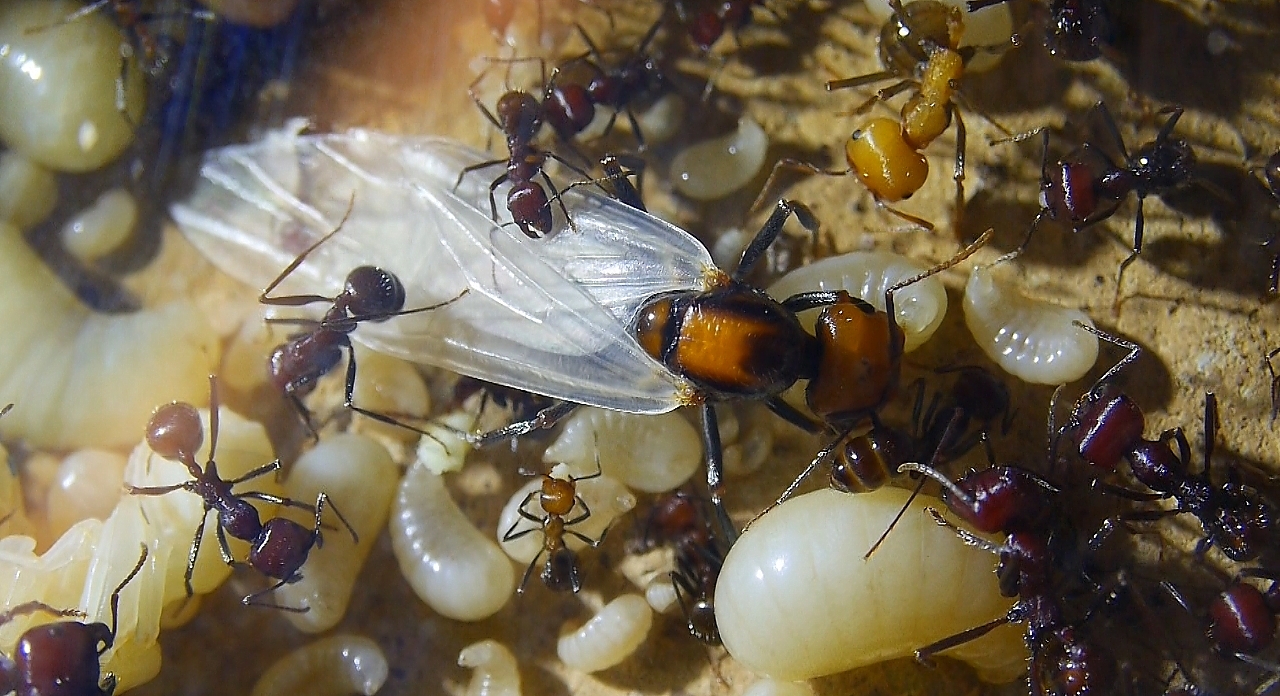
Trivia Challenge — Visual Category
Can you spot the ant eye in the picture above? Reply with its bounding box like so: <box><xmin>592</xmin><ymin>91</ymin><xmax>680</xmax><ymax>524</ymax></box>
<box><xmin>345</xmin><ymin>266</ymin><xmax>405</xmax><ymax>317</ymax></box>
<box><xmin>146</xmin><ymin>402</ymin><xmax>204</xmax><ymax>462</ymax></box>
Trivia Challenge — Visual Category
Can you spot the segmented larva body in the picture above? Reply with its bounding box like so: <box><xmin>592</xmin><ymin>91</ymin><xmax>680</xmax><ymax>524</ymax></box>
<box><xmin>496</xmin><ymin>466</ymin><xmax>636</xmax><ymax>564</ymax></box>
<box><xmin>715</xmin><ymin>487</ymin><xmax>1026</xmax><ymax>683</ymax></box>
<box><xmin>963</xmin><ymin>262</ymin><xmax>1099</xmax><ymax>385</ymax></box>
<box><xmin>249</xmin><ymin>634</ymin><xmax>388</xmax><ymax>696</ymax></box>
<box><xmin>670</xmin><ymin>117</ymin><xmax>769</xmax><ymax>201</ymax></box>
<box><xmin>458</xmin><ymin>639</ymin><xmax>522</xmax><ymax>696</ymax></box>
<box><xmin>743</xmin><ymin>678</ymin><xmax>816</xmax><ymax>696</ymax></box>
<box><xmin>767</xmin><ymin>250</ymin><xmax>948</xmax><ymax>353</ymax></box>
<box><xmin>543</xmin><ymin>407</ymin><xmax>702</xmax><ymax>493</ymax></box>
<box><xmin>273</xmin><ymin>433</ymin><xmax>398</xmax><ymax>632</ymax></box>
<box><xmin>391</xmin><ymin>458</ymin><xmax>515</xmax><ymax>621</ymax></box>
<box><xmin>557</xmin><ymin>594</ymin><xmax>654</xmax><ymax>673</ymax></box>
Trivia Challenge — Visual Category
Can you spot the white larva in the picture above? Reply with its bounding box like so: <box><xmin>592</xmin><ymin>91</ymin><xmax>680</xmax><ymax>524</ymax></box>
<box><xmin>458</xmin><ymin>639</ymin><xmax>522</xmax><ymax>696</ymax></box>
<box><xmin>556</xmin><ymin>594</ymin><xmax>653</xmax><ymax>673</ymax></box>
<box><xmin>863</xmin><ymin>0</ymin><xmax>1014</xmax><ymax>73</ymax></box>
<box><xmin>391</xmin><ymin>458</ymin><xmax>515</xmax><ymax>621</ymax></box>
<box><xmin>347</xmin><ymin>345</ymin><xmax>432</xmax><ymax>443</ymax></box>
<box><xmin>767</xmin><ymin>250</ymin><xmax>947</xmax><ymax>353</ymax></box>
<box><xmin>414</xmin><ymin>409</ymin><xmax>479</xmax><ymax>475</ymax></box>
<box><xmin>670</xmin><ymin>116</ymin><xmax>769</xmax><ymax>201</ymax></box>
<box><xmin>497</xmin><ymin>465</ymin><xmax>636</xmax><ymax>565</ymax></box>
<box><xmin>963</xmin><ymin>260</ymin><xmax>1099</xmax><ymax>385</ymax></box>
<box><xmin>0</xmin><ymin>222</ymin><xmax>218</xmax><ymax>450</ymax></box>
<box><xmin>644</xmin><ymin>578</ymin><xmax>679</xmax><ymax>614</ymax></box>
<box><xmin>43</xmin><ymin>448</ymin><xmax>128</xmax><ymax>545</ymax></box>
<box><xmin>0</xmin><ymin>151</ymin><xmax>57</xmax><ymax>230</ymax></box>
<box><xmin>60</xmin><ymin>187</ymin><xmax>137</xmax><ymax>263</ymax></box>
<box><xmin>714</xmin><ymin>487</ymin><xmax>1026</xmax><ymax>683</ymax></box>
<box><xmin>542</xmin><ymin>407</ymin><xmax>701</xmax><ymax>493</ymax></box>
<box><xmin>249</xmin><ymin>634</ymin><xmax>388</xmax><ymax>696</ymax></box>
<box><xmin>272</xmin><ymin>433</ymin><xmax>398</xmax><ymax>632</ymax></box>
<box><xmin>742</xmin><ymin>678</ymin><xmax>816</xmax><ymax>696</ymax></box>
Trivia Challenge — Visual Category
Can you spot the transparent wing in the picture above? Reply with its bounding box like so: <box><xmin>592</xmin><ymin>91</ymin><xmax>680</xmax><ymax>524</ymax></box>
<box><xmin>171</xmin><ymin>126</ymin><xmax>718</xmax><ymax>413</ymax></box>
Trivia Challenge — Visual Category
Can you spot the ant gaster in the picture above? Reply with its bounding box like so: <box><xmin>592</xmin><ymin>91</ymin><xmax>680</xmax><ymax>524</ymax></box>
<box><xmin>126</xmin><ymin>378</ymin><xmax>358</xmax><ymax>610</ymax></box>
<box><xmin>0</xmin><ymin>545</ymin><xmax>147</xmax><ymax>696</ymax></box>
<box><xmin>502</xmin><ymin>462</ymin><xmax>608</xmax><ymax>593</ymax></box>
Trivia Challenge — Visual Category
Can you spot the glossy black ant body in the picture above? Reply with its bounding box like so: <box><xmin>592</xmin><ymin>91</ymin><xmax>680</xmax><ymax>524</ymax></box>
<box><xmin>0</xmin><ymin>546</ymin><xmax>147</xmax><ymax>696</ymax></box>
<box><xmin>502</xmin><ymin>464</ymin><xmax>607</xmax><ymax>593</ymax></box>
<box><xmin>261</xmin><ymin>206</ymin><xmax>468</xmax><ymax>439</ymax></box>
<box><xmin>1013</xmin><ymin>101</ymin><xmax>1196</xmax><ymax>295</ymax></box>
<box><xmin>126</xmin><ymin>378</ymin><xmax>358</xmax><ymax>610</ymax></box>
<box><xmin>968</xmin><ymin>0</ymin><xmax>1113</xmax><ymax>61</ymax></box>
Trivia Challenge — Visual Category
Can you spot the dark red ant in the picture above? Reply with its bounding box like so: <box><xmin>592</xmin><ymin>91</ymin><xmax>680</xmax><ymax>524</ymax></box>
<box><xmin>671</xmin><ymin>0</ymin><xmax>770</xmax><ymax>51</ymax></box>
<box><xmin>1163</xmin><ymin>572</ymin><xmax>1280</xmax><ymax>671</ymax></box>
<box><xmin>0</xmin><ymin>545</ymin><xmax>147</xmax><ymax>696</ymax></box>
<box><xmin>635</xmin><ymin>489</ymin><xmax>712</xmax><ymax>553</ymax></box>
<box><xmin>261</xmin><ymin>204</ymin><xmax>468</xmax><ymax>439</ymax></box>
<box><xmin>126</xmin><ymin>378</ymin><xmax>358</xmax><ymax>611</ymax></box>
<box><xmin>1011</xmin><ymin>101</ymin><xmax>1196</xmax><ymax>297</ymax></box>
<box><xmin>501</xmin><ymin>463</ymin><xmax>608</xmax><ymax>594</ymax></box>
<box><xmin>968</xmin><ymin>0</ymin><xmax>1113</xmax><ymax>61</ymax></box>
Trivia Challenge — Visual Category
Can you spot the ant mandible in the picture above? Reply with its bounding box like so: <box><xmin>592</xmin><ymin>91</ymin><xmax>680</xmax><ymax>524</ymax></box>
<box><xmin>0</xmin><ymin>545</ymin><xmax>147</xmax><ymax>696</ymax></box>
<box><xmin>126</xmin><ymin>377</ymin><xmax>358</xmax><ymax>611</ymax></box>
<box><xmin>501</xmin><ymin>461</ymin><xmax>608</xmax><ymax>594</ymax></box>
<box><xmin>262</xmin><ymin>200</ymin><xmax>468</xmax><ymax>439</ymax></box>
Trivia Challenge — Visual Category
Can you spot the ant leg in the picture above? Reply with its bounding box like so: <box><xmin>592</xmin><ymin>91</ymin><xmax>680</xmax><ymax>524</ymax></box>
<box><xmin>877</xmin><ymin>199</ymin><xmax>936</xmax><ymax>231</ymax></box>
<box><xmin>501</xmin><ymin>491</ymin><xmax>540</xmax><ymax>541</ymax></box>
<box><xmin>453</xmin><ymin>158</ymin><xmax>506</xmax><ymax>193</ymax></box>
<box><xmin>700</xmin><ymin>403</ymin><xmax>738</xmax><ymax>544</ymax></box>
<box><xmin>107</xmin><ymin>546</ymin><xmax>149</xmax><ymax>642</ymax></box>
<box><xmin>21</xmin><ymin>0</ymin><xmax>110</xmax><ymax>34</ymax></box>
<box><xmin>865</xmin><ymin>477</ymin><xmax>928</xmax><ymax>560</ymax></box>
<box><xmin>338</xmin><ymin>342</ymin><xmax>451</xmax><ymax>449</ymax></box>
<box><xmin>315</xmin><ymin>492</ymin><xmax>359</xmax><ymax>545</ymax></box>
<box><xmin>516</xmin><ymin>550</ymin><xmax>544</xmax><ymax>594</ymax></box>
<box><xmin>473</xmin><ymin>401</ymin><xmax>578</xmax><ymax>447</ymax></box>
<box><xmin>125</xmin><ymin>481</ymin><xmax>193</xmax><ymax>497</ymax></box>
<box><xmin>1071</xmin><ymin>321</ymin><xmax>1141</xmax><ymax>389</ymax></box>
<box><xmin>952</xmin><ymin>108</ymin><xmax>967</xmax><ymax>233</ymax></box>
<box><xmin>850</xmin><ymin>80</ymin><xmax>916</xmax><ymax>118</ymax></box>
<box><xmin>749</xmin><ymin>159</ymin><xmax>850</xmax><ymax>215</ymax></box>
<box><xmin>623</xmin><ymin>107</ymin><xmax>647</xmax><ymax>151</ymax></box>
<box><xmin>1093</xmin><ymin>101</ymin><xmax>1131</xmax><ymax>161</ymax></box>
<box><xmin>747</xmin><ymin>428</ymin><xmax>851</xmax><ymax>531</ymax></box>
<box><xmin>884</xmin><ymin>230</ymin><xmax>992</xmax><ymax>360</ymax></box>
<box><xmin>779</xmin><ymin>289</ymin><xmax>848</xmax><ymax>313</ymax></box>
<box><xmin>1091</xmin><ymin>479</ymin><xmax>1168</xmax><ymax>502</ymax></box>
<box><xmin>923</xmin><ymin>507</ymin><xmax>1003</xmax><ymax>554</ymax></box>
<box><xmin>538</xmin><ymin>168</ymin><xmax>580</xmax><ymax>235</ymax></box>
<box><xmin>0</xmin><ymin>602</ymin><xmax>83</xmax><ymax>628</ymax></box>
<box><xmin>183</xmin><ymin>513</ymin><xmax>210</xmax><ymax>597</ymax></box>
<box><xmin>1114</xmin><ymin>197</ymin><xmax>1145</xmax><ymax>309</ymax></box>
<box><xmin>564</xmin><ymin>495</ymin><xmax>594</xmax><ymax>527</ymax></box>
<box><xmin>825</xmin><ymin>70</ymin><xmax>895</xmax><ymax>93</ymax></box>
<box><xmin>915</xmin><ymin>613</ymin><xmax>1014</xmax><ymax>666</ymax></box>
<box><xmin>1266</xmin><ymin>347</ymin><xmax>1280</xmax><ymax>422</ymax></box>
<box><xmin>259</xmin><ymin>194</ymin><xmax>357</xmax><ymax>306</ymax></box>
<box><xmin>242</xmin><ymin>579</ymin><xmax>309</xmax><ymax>613</ymax></box>
<box><xmin>735</xmin><ymin>199</ymin><xmax>819</xmax><ymax>281</ymax></box>
<box><xmin>215</xmin><ymin>521</ymin><xmax>236</xmax><ymax>566</ymax></box>
<box><xmin>1154</xmin><ymin>106</ymin><xmax>1185</xmax><ymax>144</ymax></box>
<box><xmin>764</xmin><ymin>396</ymin><xmax>826</xmax><ymax>433</ymax></box>
<box><xmin>225</xmin><ymin>460</ymin><xmax>283</xmax><ymax>487</ymax></box>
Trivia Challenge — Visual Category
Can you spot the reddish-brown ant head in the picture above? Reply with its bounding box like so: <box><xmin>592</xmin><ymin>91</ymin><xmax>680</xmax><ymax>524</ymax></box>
<box><xmin>343</xmin><ymin>266</ymin><xmax>405</xmax><ymax>321</ymax></box>
<box><xmin>13</xmin><ymin>621</ymin><xmax>114</xmax><ymax>695</ymax></box>
<box><xmin>496</xmin><ymin>91</ymin><xmax>542</xmax><ymax>142</ymax></box>
<box><xmin>806</xmin><ymin>297</ymin><xmax>900</xmax><ymax>424</ymax></box>
<box><xmin>545</xmin><ymin>83</ymin><xmax>595</xmax><ymax>138</ymax></box>
<box><xmin>1124</xmin><ymin>439</ymin><xmax>1184</xmax><ymax>493</ymax></box>
<box><xmin>247</xmin><ymin>517</ymin><xmax>316</xmax><ymax>581</ymax></box>
<box><xmin>831</xmin><ymin>434</ymin><xmax>892</xmax><ymax>494</ymax></box>
<box><xmin>508</xmin><ymin>184</ymin><xmax>553</xmax><ymax>238</ymax></box>
<box><xmin>1208</xmin><ymin>583</ymin><xmax>1277</xmax><ymax>656</ymax></box>
<box><xmin>146</xmin><ymin>402</ymin><xmax>203</xmax><ymax>463</ymax></box>
<box><xmin>542</xmin><ymin>546</ymin><xmax>581</xmax><ymax>592</ymax></box>
<box><xmin>1072</xmin><ymin>390</ymin><xmax>1144</xmax><ymax>471</ymax></box>
<box><xmin>540</xmin><ymin>476</ymin><xmax>577</xmax><ymax>518</ymax></box>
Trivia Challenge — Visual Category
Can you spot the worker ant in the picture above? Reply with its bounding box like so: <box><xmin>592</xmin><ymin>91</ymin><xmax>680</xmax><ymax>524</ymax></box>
<box><xmin>633</xmin><ymin>490</ymin><xmax>724</xmax><ymax>644</ymax></box>
<box><xmin>968</xmin><ymin>0</ymin><xmax>1114</xmax><ymax>61</ymax></box>
<box><xmin>0</xmin><ymin>545</ymin><xmax>147</xmax><ymax>696</ymax></box>
<box><xmin>126</xmin><ymin>378</ymin><xmax>358</xmax><ymax>611</ymax></box>
<box><xmin>1267</xmin><ymin>347</ymin><xmax>1280</xmax><ymax>423</ymax></box>
<box><xmin>1251</xmin><ymin>151</ymin><xmax>1280</xmax><ymax>296</ymax></box>
<box><xmin>670</xmin><ymin>0</ymin><xmax>772</xmax><ymax>51</ymax></box>
<box><xmin>1008</xmin><ymin>101</ymin><xmax>1196</xmax><ymax>300</ymax></box>
<box><xmin>754</xmin><ymin>0</ymin><xmax>1008</xmax><ymax>230</ymax></box>
<box><xmin>1162</xmin><ymin>571</ymin><xmax>1280</xmax><ymax>673</ymax></box>
<box><xmin>502</xmin><ymin>463</ymin><xmax>609</xmax><ymax>594</ymax></box>
<box><xmin>261</xmin><ymin>202</ymin><xmax>468</xmax><ymax>440</ymax></box>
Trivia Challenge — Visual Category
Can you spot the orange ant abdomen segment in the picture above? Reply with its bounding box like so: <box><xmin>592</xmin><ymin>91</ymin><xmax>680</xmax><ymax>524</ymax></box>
<box><xmin>901</xmin><ymin>50</ymin><xmax>962</xmax><ymax>149</ymax></box>
<box><xmin>805</xmin><ymin>301</ymin><xmax>898</xmax><ymax>423</ymax></box>
<box><xmin>540</xmin><ymin>477</ymin><xmax>577</xmax><ymax>517</ymax></box>
<box><xmin>846</xmin><ymin>118</ymin><xmax>929</xmax><ymax>202</ymax></box>
<box><xmin>635</xmin><ymin>289</ymin><xmax>816</xmax><ymax>396</ymax></box>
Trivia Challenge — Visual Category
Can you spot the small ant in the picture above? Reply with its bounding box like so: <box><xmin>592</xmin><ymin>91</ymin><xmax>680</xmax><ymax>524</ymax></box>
<box><xmin>1251</xmin><ymin>151</ymin><xmax>1280</xmax><ymax>296</ymax></box>
<box><xmin>670</xmin><ymin>0</ymin><xmax>770</xmax><ymax>51</ymax></box>
<box><xmin>126</xmin><ymin>377</ymin><xmax>358</xmax><ymax>611</ymax></box>
<box><xmin>634</xmin><ymin>490</ymin><xmax>724</xmax><ymax>645</ymax></box>
<box><xmin>755</xmin><ymin>0</ymin><xmax>1006</xmax><ymax>229</ymax></box>
<box><xmin>1267</xmin><ymin>347</ymin><xmax>1280</xmax><ymax>423</ymax></box>
<box><xmin>1010</xmin><ymin>101</ymin><xmax>1196</xmax><ymax>299</ymax></box>
<box><xmin>1163</xmin><ymin>571</ymin><xmax>1280</xmax><ymax>672</ymax></box>
<box><xmin>261</xmin><ymin>202</ymin><xmax>468</xmax><ymax>439</ymax></box>
<box><xmin>968</xmin><ymin>0</ymin><xmax>1113</xmax><ymax>61</ymax></box>
<box><xmin>502</xmin><ymin>463</ymin><xmax>608</xmax><ymax>594</ymax></box>
<box><xmin>0</xmin><ymin>545</ymin><xmax>147</xmax><ymax>696</ymax></box>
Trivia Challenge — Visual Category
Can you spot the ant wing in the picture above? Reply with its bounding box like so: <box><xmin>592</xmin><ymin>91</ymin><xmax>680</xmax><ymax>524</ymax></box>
<box><xmin>171</xmin><ymin>127</ymin><xmax>711</xmax><ymax>413</ymax></box>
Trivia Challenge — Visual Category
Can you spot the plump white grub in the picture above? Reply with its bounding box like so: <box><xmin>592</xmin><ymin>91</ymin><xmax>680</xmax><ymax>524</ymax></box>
<box><xmin>0</xmin><ymin>151</ymin><xmax>57</xmax><ymax>230</ymax></box>
<box><xmin>742</xmin><ymin>678</ymin><xmax>816</xmax><ymax>696</ymax></box>
<box><xmin>273</xmin><ymin>434</ymin><xmax>397</xmax><ymax>631</ymax></box>
<box><xmin>671</xmin><ymin>116</ymin><xmax>769</xmax><ymax>201</ymax></box>
<box><xmin>42</xmin><ymin>448</ymin><xmax>128</xmax><ymax>548</ymax></box>
<box><xmin>634</xmin><ymin>93</ymin><xmax>684</xmax><ymax>146</ymax></box>
<box><xmin>963</xmin><ymin>261</ymin><xmax>1099</xmax><ymax>385</ymax></box>
<box><xmin>458</xmin><ymin>639</ymin><xmax>522</xmax><ymax>696</ymax></box>
<box><xmin>348</xmin><ymin>345</ymin><xmax>431</xmax><ymax>442</ymax></box>
<box><xmin>60</xmin><ymin>187</ymin><xmax>137</xmax><ymax>263</ymax></box>
<box><xmin>714</xmin><ymin>487</ymin><xmax>1026</xmax><ymax>682</ymax></box>
<box><xmin>497</xmin><ymin>465</ymin><xmax>636</xmax><ymax>565</ymax></box>
<box><xmin>863</xmin><ymin>0</ymin><xmax>1014</xmax><ymax>72</ymax></box>
<box><xmin>542</xmin><ymin>407</ymin><xmax>701</xmax><ymax>493</ymax></box>
<box><xmin>557</xmin><ymin>594</ymin><xmax>654</xmax><ymax>673</ymax></box>
<box><xmin>415</xmin><ymin>409</ymin><xmax>478</xmax><ymax>475</ymax></box>
<box><xmin>644</xmin><ymin>578</ymin><xmax>679</xmax><ymax>614</ymax></box>
<box><xmin>220</xmin><ymin>317</ymin><xmax>288</xmax><ymax>393</ymax></box>
<box><xmin>0</xmin><ymin>0</ymin><xmax>145</xmax><ymax>172</ymax></box>
<box><xmin>391</xmin><ymin>459</ymin><xmax>515</xmax><ymax>621</ymax></box>
<box><xmin>767</xmin><ymin>249</ymin><xmax>947</xmax><ymax>353</ymax></box>
<box><xmin>249</xmin><ymin>634</ymin><xmax>389</xmax><ymax>696</ymax></box>
<box><xmin>0</xmin><ymin>223</ymin><xmax>219</xmax><ymax>450</ymax></box>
